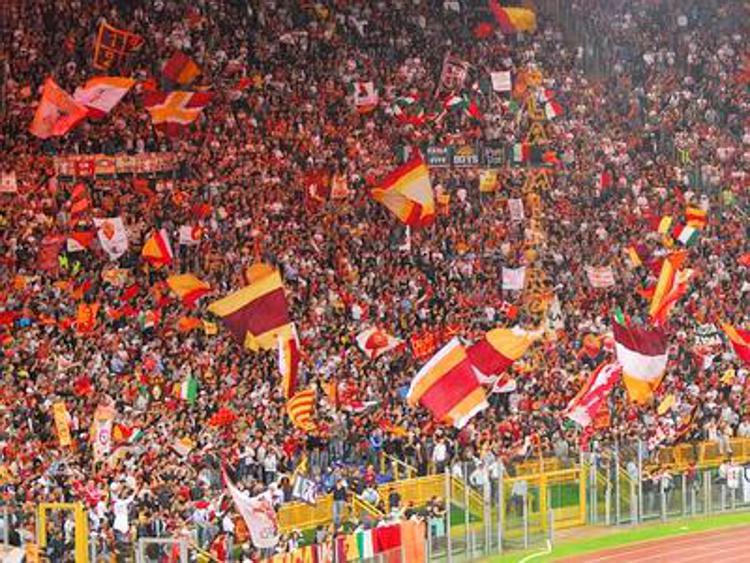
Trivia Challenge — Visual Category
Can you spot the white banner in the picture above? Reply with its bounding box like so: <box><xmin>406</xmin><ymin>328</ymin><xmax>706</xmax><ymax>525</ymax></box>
<box><xmin>585</xmin><ymin>266</ymin><xmax>615</xmax><ymax>288</ymax></box>
<box><xmin>502</xmin><ymin>267</ymin><xmax>526</xmax><ymax>291</ymax></box>
<box><xmin>490</xmin><ymin>71</ymin><xmax>512</xmax><ymax>92</ymax></box>
<box><xmin>508</xmin><ymin>198</ymin><xmax>525</xmax><ymax>222</ymax></box>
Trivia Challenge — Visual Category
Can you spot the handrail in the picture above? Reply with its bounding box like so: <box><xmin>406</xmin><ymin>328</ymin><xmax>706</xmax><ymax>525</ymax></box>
<box><xmin>382</xmin><ymin>453</ymin><xmax>418</xmax><ymax>480</ymax></box>
<box><xmin>352</xmin><ymin>494</ymin><xmax>385</xmax><ymax>518</ymax></box>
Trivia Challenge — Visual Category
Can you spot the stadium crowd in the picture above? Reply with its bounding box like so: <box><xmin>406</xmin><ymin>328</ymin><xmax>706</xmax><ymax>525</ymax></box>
<box><xmin>0</xmin><ymin>0</ymin><xmax>747</xmax><ymax>560</ymax></box>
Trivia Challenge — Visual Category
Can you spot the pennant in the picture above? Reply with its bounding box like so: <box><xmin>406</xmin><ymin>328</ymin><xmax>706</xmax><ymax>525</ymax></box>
<box><xmin>29</xmin><ymin>79</ymin><xmax>88</xmax><ymax>139</ymax></box>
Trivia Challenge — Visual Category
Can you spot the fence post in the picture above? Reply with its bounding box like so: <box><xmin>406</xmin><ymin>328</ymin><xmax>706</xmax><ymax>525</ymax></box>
<box><xmin>605</xmin><ymin>464</ymin><xmax>611</xmax><ymax>526</ymax></box>
<box><xmin>614</xmin><ymin>444</ymin><xmax>621</xmax><ymax>525</ymax></box>
<box><xmin>547</xmin><ymin>488</ymin><xmax>554</xmax><ymax>546</ymax></box>
<box><xmin>2</xmin><ymin>506</ymin><xmax>8</xmax><ymax>546</ymax></box>
<box><xmin>681</xmin><ymin>473</ymin><xmax>687</xmax><ymax>517</ymax></box>
<box><xmin>579</xmin><ymin>451</ymin><xmax>587</xmax><ymax>525</ymax></box>
<box><xmin>497</xmin><ymin>462</ymin><xmax>504</xmax><ymax>556</ymax></box>
<box><xmin>637</xmin><ymin>439</ymin><xmax>644</xmax><ymax>524</ymax></box>
<box><xmin>445</xmin><ymin>468</ymin><xmax>453</xmax><ymax>563</ymax></box>
<box><xmin>522</xmin><ymin>488</ymin><xmax>529</xmax><ymax>550</ymax></box>
<box><xmin>660</xmin><ymin>479</ymin><xmax>666</xmax><ymax>522</ymax></box>
<box><xmin>463</xmin><ymin>463</ymin><xmax>470</xmax><ymax>558</ymax></box>
<box><xmin>483</xmin><ymin>475</ymin><xmax>491</xmax><ymax>555</ymax></box>
<box><xmin>704</xmin><ymin>470</ymin><xmax>711</xmax><ymax>514</ymax></box>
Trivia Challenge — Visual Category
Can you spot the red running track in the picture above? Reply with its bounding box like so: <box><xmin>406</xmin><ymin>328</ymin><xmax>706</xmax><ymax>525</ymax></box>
<box><xmin>559</xmin><ymin>525</ymin><xmax>750</xmax><ymax>563</ymax></box>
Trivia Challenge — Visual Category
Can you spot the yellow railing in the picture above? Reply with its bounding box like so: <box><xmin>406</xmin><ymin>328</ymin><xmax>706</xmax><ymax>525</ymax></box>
<box><xmin>648</xmin><ymin>438</ymin><xmax>750</xmax><ymax>471</ymax></box>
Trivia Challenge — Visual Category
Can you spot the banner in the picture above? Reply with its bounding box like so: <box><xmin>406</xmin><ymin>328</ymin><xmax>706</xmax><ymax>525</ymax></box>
<box><xmin>479</xmin><ymin>170</ymin><xmax>498</xmax><ymax>193</ymax></box>
<box><xmin>291</xmin><ymin>474</ymin><xmax>318</xmax><ymax>505</ymax></box>
<box><xmin>53</xmin><ymin>402</ymin><xmax>72</xmax><ymax>447</ymax></box>
<box><xmin>490</xmin><ymin>71</ymin><xmax>512</xmax><ymax>92</ymax></box>
<box><xmin>0</xmin><ymin>171</ymin><xmax>18</xmax><ymax>193</ymax></box>
<box><xmin>483</xmin><ymin>145</ymin><xmax>506</xmax><ymax>166</ymax></box>
<box><xmin>452</xmin><ymin>145</ymin><xmax>481</xmax><ymax>167</ymax></box>
<box><xmin>425</xmin><ymin>146</ymin><xmax>452</xmax><ymax>167</ymax></box>
<box><xmin>53</xmin><ymin>153</ymin><xmax>179</xmax><ymax>177</ymax></box>
<box><xmin>438</xmin><ymin>54</ymin><xmax>470</xmax><ymax>93</ymax></box>
<box><xmin>502</xmin><ymin>267</ymin><xmax>526</xmax><ymax>291</ymax></box>
<box><xmin>508</xmin><ymin>198</ymin><xmax>525</xmax><ymax>222</ymax></box>
<box><xmin>92</xmin><ymin>404</ymin><xmax>115</xmax><ymax>461</ymax></box>
<box><xmin>586</xmin><ymin>266</ymin><xmax>615</xmax><ymax>289</ymax></box>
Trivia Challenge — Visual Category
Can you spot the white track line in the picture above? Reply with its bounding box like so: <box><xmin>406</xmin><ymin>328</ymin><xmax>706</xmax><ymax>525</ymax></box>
<box><xmin>518</xmin><ymin>539</ymin><xmax>552</xmax><ymax>563</ymax></box>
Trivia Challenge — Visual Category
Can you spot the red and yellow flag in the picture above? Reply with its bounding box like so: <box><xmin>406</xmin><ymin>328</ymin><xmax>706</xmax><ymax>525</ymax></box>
<box><xmin>371</xmin><ymin>155</ymin><xmax>435</xmax><ymax>228</ymax></box>
<box><xmin>167</xmin><ymin>273</ymin><xmax>212</xmax><ymax>306</ymax></box>
<box><xmin>208</xmin><ymin>264</ymin><xmax>292</xmax><ymax>350</ymax></box>
<box><xmin>29</xmin><ymin>79</ymin><xmax>88</xmax><ymax>139</ymax></box>
<box><xmin>722</xmin><ymin>323</ymin><xmax>750</xmax><ymax>365</ymax></box>
<box><xmin>141</xmin><ymin>229</ymin><xmax>174</xmax><ymax>268</ymax></box>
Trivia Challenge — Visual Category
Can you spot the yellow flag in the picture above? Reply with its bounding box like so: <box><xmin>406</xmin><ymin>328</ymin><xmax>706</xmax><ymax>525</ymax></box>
<box><xmin>53</xmin><ymin>402</ymin><xmax>72</xmax><ymax>447</ymax></box>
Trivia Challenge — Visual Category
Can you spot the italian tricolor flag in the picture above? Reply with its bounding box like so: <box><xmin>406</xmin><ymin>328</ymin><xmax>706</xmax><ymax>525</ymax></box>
<box><xmin>180</xmin><ymin>375</ymin><xmax>198</xmax><ymax>403</ymax></box>
<box><xmin>671</xmin><ymin>224</ymin><xmax>699</xmax><ymax>246</ymax></box>
<box><xmin>512</xmin><ymin>143</ymin><xmax>531</xmax><ymax>163</ymax></box>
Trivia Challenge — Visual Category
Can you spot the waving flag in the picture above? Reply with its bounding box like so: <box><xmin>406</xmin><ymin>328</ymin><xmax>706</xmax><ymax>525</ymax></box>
<box><xmin>73</xmin><ymin>77</ymin><xmax>135</xmax><ymax>118</ymax></box>
<box><xmin>671</xmin><ymin>224</ymin><xmax>699</xmax><ymax>246</ymax></box>
<box><xmin>222</xmin><ymin>468</ymin><xmax>279</xmax><ymax>549</ymax></box>
<box><xmin>468</xmin><ymin>327</ymin><xmax>542</xmax><ymax>379</ymax></box>
<box><xmin>613</xmin><ymin>322</ymin><xmax>668</xmax><ymax>404</ymax></box>
<box><xmin>162</xmin><ymin>51</ymin><xmax>201</xmax><ymax>85</ymax></box>
<box><xmin>208</xmin><ymin>265</ymin><xmax>292</xmax><ymax>351</ymax></box>
<box><xmin>566</xmin><ymin>362</ymin><xmax>621</xmax><ymax>427</ymax></box>
<box><xmin>488</xmin><ymin>0</ymin><xmax>537</xmax><ymax>33</ymax></box>
<box><xmin>286</xmin><ymin>389</ymin><xmax>317</xmax><ymax>432</ymax></box>
<box><xmin>143</xmin><ymin>91</ymin><xmax>213</xmax><ymax>137</ymax></box>
<box><xmin>685</xmin><ymin>206</ymin><xmax>707</xmax><ymax>229</ymax></box>
<box><xmin>92</xmin><ymin>21</ymin><xmax>144</xmax><ymax>70</ymax></box>
<box><xmin>278</xmin><ymin>325</ymin><xmax>301</xmax><ymax>399</ymax></box>
<box><xmin>407</xmin><ymin>338</ymin><xmax>488</xmax><ymax>429</ymax></box>
<box><xmin>649</xmin><ymin>251</ymin><xmax>690</xmax><ymax>324</ymax></box>
<box><xmin>141</xmin><ymin>229</ymin><xmax>174</xmax><ymax>268</ymax></box>
<box><xmin>93</xmin><ymin>217</ymin><xmax>129</xmax><ymax>260</ymax></box>
<box><xmin>356</xmin><ymin>327</ymin><xmax>401</xmax><ymax>359</ymax></box>
<box><xmin>722</xmin><ymin>323</ymin><xmax>750</xmax><ymax>364</ymax></box>
<box><xmin>29</xmin><ymin>79</ymin><xmax>88</xmax><ymax>139</ymax></box>
<box><xmin>371</xmin><ymin>155</ymin><xmax>435</xmax><ymax>228</ymax></box>
<box><xmin>167</xmin><ymin>273</ymin><xmax>211</xmax><ymax>306</ymax></box>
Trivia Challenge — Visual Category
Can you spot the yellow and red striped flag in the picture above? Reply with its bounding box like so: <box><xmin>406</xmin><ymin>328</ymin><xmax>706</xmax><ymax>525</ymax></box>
<box><xmin>278</xmin><ymin>325</ymin><xmax>301</xmax><ymax>399</ymax></box>
<box><xmin>685</xmin><ymin>206</ymin><xmax>707</xmax><ymax>229</ymax></box>
<box><xmin>208</xmin><ymin>264</ymin><xmax>292</xmax><ymax>351</ymax></box>
<box><xmin>162</xmin><ymin>51</ymin><xmax>201</xmax><ymax>85</ymax></box>
<box><xmin>286</xmin><ymin>389</ymin><xmax>317</xmax><ymax>432</ymax></box>
<box><xmin>141</xmin><ymin>229</ymin><xmax>174</xmax><ymax>268</ymax></box>
<box><xmin>407</xmin><ymin>338</ymin><xmax>488</xmax><ymax>429</ymax></box>
<box><xmin>371</xmin><ymin>154</ymin><xmax>435</xmax><ymax>228</ymax></box>
<box><xmin>167</xmin><ymin>273</ymin><xmax>212</xmax><ymax>306</ymax></box>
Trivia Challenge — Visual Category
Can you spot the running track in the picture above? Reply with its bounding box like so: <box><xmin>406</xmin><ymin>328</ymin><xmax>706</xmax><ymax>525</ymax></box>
<box><xmin>559</xmin><ymin>525</ymin><xmax>750</xmax><ymax>562</ymax></box>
